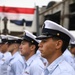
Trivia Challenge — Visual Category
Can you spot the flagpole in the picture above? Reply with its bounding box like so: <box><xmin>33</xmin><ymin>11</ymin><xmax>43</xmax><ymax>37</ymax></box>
<box><xmin>36</xmin><ymin>6</ymin><xmax>39</xmax><ymax>36</ymax></box>
<box><xmin>23</xmin><ymin>21</ymin><xmax>26</xmax><ymax>30</ymax></box>
<box><xmin>0</xmin><ymin>17</ymin><xmax>1</xmax><ymax>34</ymax></box>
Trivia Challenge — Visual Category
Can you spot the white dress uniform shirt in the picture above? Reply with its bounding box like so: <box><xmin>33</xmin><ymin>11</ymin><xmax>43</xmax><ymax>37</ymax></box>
<box><xmin>36</xmin><ymin>50</ymin><xmax>48</xmax><ymax>67</ymax></box>
<box><xmin>63</xmin><ymin>49</ymin><xmax>75</xmax><ymax>70</ymax></box>
<box><xmin>7</xmin><ymin>52</ymin><xmax>25</xmax><ymax>75</ymax></box>
<box><xmin>22</xmin><ymin>54</ymin><xmax>45</xmax><ymax>75</ymax></box>
<box><xmin>41</xmin><ymin>56</ymin><xmax>75</xmax><ymax>75</ymax></box>
<box><xmin>0</xmin><ymin>52</ymin><xmax>4</xmax><ymax>60</ymax></box>
<box><xmin>0</xmin><ymin>52</ymin><xmax>12</xmax><ymax>75</ymax></box>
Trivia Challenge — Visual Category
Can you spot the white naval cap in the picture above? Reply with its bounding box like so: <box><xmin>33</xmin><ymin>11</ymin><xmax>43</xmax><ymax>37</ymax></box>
<box><xmin>6</xmin><ymin>35</ymin><xmax>22</xmax><ymax>40</ymax></box>
<box><xmin>22</xmin><ymin>30</ymin><xmax>39</xmax><ymax>45</ymax></box>
<box><xmin>6</xmin><ymin>35</ymin><xmax>22</xmax><ymax>44</ymax></box>
<box><xmin>70</xmin><ymin>41</ymin><xmax>75</xmax><ymax>48</ymax></box>
<box><xmin>0</xmin><ymin>34</ymin><xmax>7</xmax><ymax>39</ymax></box>
<box><xmin>36</xmin><ymin>20</ymin><xmax>75</xmax><ymax>43</ymax></box>
<box><xmin>70</xmin><ymin>41</ymin><xmax>75</xmax><ymax>44</ymax></box>
<box><xmin>0</xmin><ymin>34</ymin><xmax>8</xmax><ymax>44</ymax></box>
<box><xmin>0</xmin><ymin>38</ymin><xmax>2</xmax><ymax>43</ymax></box>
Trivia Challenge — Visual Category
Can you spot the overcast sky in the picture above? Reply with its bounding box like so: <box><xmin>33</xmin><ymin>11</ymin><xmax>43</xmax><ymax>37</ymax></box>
<box><xmin>0</xmin><ymin>0</ymin><xmax>62</xmax><ymax>8</ymax></box>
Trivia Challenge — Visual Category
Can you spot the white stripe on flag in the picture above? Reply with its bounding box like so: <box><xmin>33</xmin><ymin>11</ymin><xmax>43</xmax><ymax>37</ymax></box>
<box><xmin>0</xmin><ymin>13</ymin><xmax>34</xmax><ymax>20</ymax></box>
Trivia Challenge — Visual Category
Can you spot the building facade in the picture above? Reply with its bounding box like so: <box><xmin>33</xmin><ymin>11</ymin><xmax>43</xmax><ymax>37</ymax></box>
<box><xmin>39</xmin><ymin>0</ymin><xmax>75</xmax><ymax>31</ymax></box>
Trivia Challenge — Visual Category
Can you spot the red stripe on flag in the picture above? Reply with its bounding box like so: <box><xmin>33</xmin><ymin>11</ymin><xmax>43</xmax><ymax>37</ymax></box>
<box><xmin>0</xmin><ymin>6</ymin><xmax>35</xmax><ymax>14</ymax></box>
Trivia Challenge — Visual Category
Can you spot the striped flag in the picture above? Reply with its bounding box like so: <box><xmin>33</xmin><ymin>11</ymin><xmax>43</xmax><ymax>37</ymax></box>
<box><xmin>0</xmin><ymin>6</ymin><xmax>35</xmax><ymax>20</ymax></box>
<box><xmin>0</xmin><ymin>6</ymin><xmax>36</xmax><ymax>32</ymax></box>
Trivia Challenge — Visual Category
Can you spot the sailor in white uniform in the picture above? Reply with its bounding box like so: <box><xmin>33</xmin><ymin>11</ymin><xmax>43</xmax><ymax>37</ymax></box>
<box><xmin>20</xmin><ymin>30</ymin><xmax>45</xmax><ymax>75</ymax></box>
<box><xmin>36</xmin><ymin>20</ymin><xmax>75</xmax><ymax>75</ymax></box>
<box><xmin>0</xmin><ymin>34</ymin><xmax>12</xmax><ymax>75</ymax></box>
<box><xmin>7</xmin><ymin>35</ymin><xmax>25</xmax><ymax>75</ymax></box>
<box><xmin>0</xmin><ymin>38</ymin><xmax>4</xmax><ymax>60</ymax></box>
<box><xmin>63</xmin><ymin>41</ymin><xmax>75</xmax><ymax>70</ymax></box>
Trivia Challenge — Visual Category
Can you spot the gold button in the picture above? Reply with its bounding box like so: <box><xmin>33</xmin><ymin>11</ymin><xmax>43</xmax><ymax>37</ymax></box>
<box><xmin>31</xmin><ymin>41</ymin><xmax>34</xmax><ymax>43</ymax></box>
<box><xmin>57</xmin><ymin>33</ymin><xmax>60</xmax><ymax>36</ymax></box>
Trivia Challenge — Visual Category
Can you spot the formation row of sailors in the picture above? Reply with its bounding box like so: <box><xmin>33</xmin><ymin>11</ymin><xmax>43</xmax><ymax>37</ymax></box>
<box><xmin>0</xmin><ymin>20</ymin><xmax>75</xmax><ymax>75</ymax></box>
<box><xmin>0</xmin><ymin>30</ymin><xmax>47</xmax><ymax>75</ymax></box>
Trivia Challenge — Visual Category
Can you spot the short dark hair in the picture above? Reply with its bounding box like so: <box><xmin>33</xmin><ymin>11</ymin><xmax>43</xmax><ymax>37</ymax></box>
<box><xmin>29</xmin><ymin>42</ymin><xmax>38</xmax><ymax>53</ymax></box>
<box><xmin>52</xmin><ymin>36</ymin><xmax>69</xmax><ymax>53</ymax></box>
<box><xmin>23</xmin><ymin>40</ymin><xmax>38</xmax><ymax>53</ymax></box>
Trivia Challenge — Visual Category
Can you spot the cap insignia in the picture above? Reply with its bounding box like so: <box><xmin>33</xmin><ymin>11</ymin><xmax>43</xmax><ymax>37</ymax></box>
<box><xmin>57</xmin><ymin>33</ymin><xmax>60</xmax><ymax>36</ymax></box>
